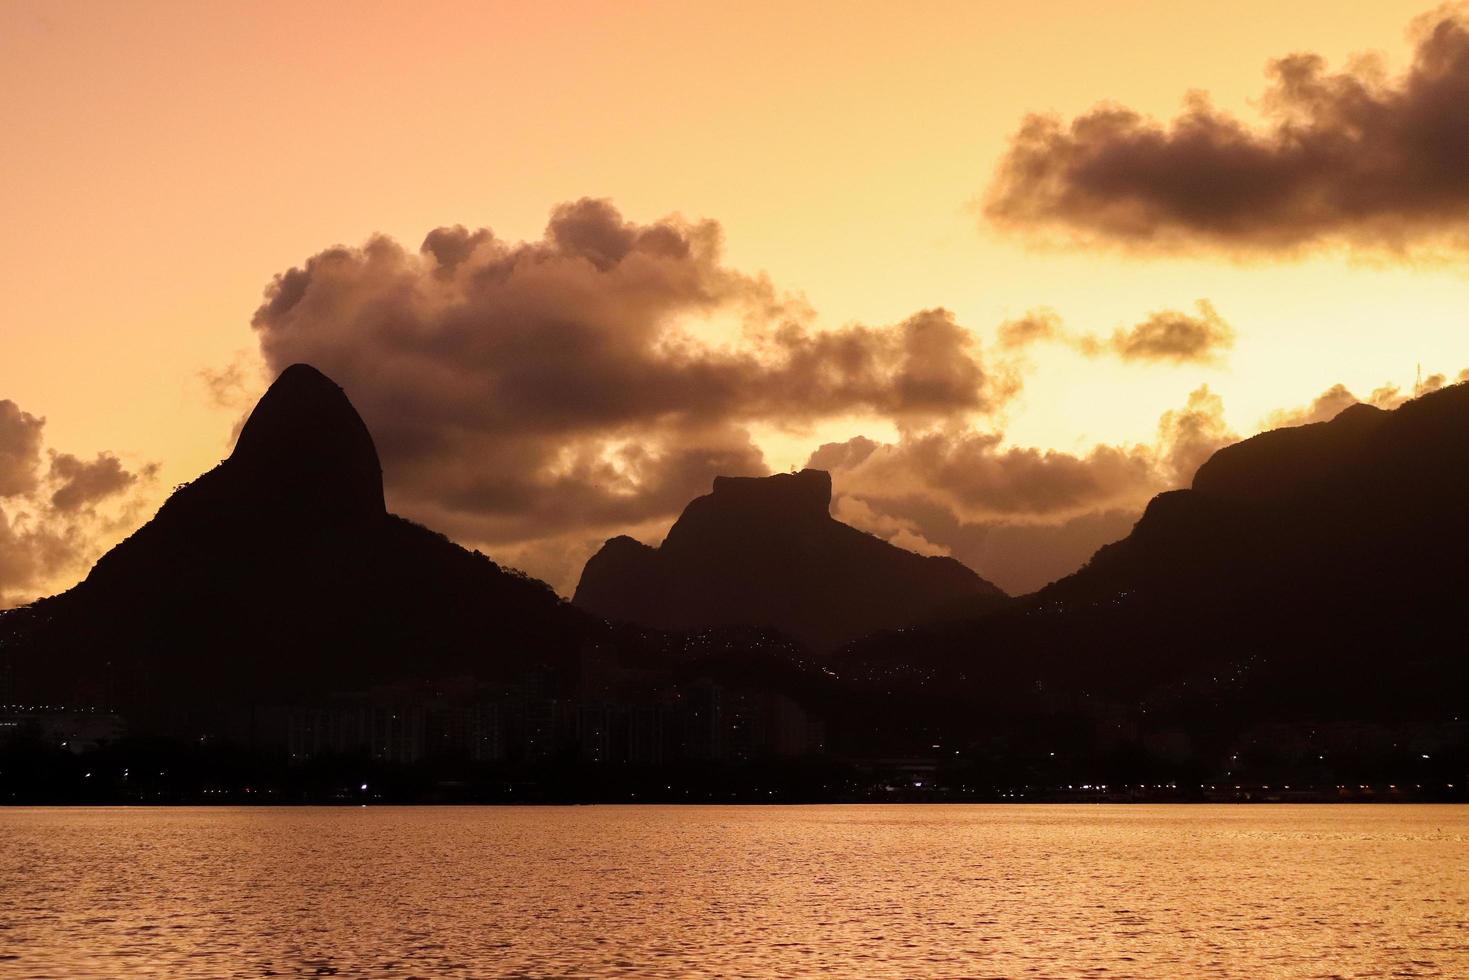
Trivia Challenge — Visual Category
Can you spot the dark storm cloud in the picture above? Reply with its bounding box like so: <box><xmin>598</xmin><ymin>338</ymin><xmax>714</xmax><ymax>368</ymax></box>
<box><xmin>0</xmin><ymin>400</ymin><xmax>157</xmax><ymax>608</ymax></box>
<box><xmin>250</xmin><ymin>199</ymin><xmax>1006</xmax><ymax>587</ymax></box>
<box><xmin>985</xmin><ymin>7</ymin><xmax>1469</xmax><ymax>254</ymax></box>
<box><xmin>998</xmin><ymin>302</ymin><xmax>1233</xmax><ymax>364</ymax></box>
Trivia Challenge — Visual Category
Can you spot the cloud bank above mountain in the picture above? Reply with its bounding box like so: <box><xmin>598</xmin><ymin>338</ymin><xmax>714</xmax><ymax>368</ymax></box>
<box><xmin>239</xmin><ymin>194</ymin><xmax>1468</xmax><ymax>595</ymax></box>
<box><xmin>804</xmin><ymin>384</ymin><xmax>1238</xmax><ymax>593</ymax></box>
<box><xmin>248</xmin><ymin>199</ymin><xmax>1028</xmax><ymax>589</ymax></box>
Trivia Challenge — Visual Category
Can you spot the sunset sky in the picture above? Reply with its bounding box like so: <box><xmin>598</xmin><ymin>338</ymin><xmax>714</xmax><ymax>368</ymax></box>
<box><xmin>3</xmin><ymin>0</ymin><xmax>1467</xmax><ymax>605</ymax></box>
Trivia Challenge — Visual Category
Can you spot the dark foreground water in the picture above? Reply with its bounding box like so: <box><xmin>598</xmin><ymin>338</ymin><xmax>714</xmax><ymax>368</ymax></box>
<box><xmin>1</xmin><ymin>806</ymin><xmax>1466</xmax><ymax>978</ymax></box>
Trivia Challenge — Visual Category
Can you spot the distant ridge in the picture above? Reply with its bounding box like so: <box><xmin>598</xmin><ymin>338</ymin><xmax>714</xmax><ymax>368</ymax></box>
<box><xmin>574</xmin><ymin>468</ymin><xmax>1006</xmax><ymax>650</ymax></box>
<box><xmin>1046</xmin><ymin>381</ymin><xmax>1469</xmax><ymax>610</ymax></box>
<box><xmin>844</xmin><ymin>380</ymin><xmax>1469</xmax><ymax>729</ymax></box>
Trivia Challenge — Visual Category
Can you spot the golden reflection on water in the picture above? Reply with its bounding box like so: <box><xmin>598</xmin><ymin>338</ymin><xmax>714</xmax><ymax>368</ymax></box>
<box><xmin>1</xmin><ymin>805</ymin><xmax>1466</xmax><ymax>978</ymax></box>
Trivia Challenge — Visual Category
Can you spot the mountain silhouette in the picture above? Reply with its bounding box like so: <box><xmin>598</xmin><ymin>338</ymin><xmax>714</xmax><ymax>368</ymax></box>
<box><xmin>5</xmin><ymin>365</ymin><xmax>1465</xmax><ymax>790</ymax></box>
<box><xmin>0</xmin><ymin>365</ymin><xmax>589</xmax><ymax>730</ymax></box>
<box><xmin>225</xmin><ymin>362</ymin><xmax>386</xmax><ymax>522</ymax></box>
<box><xmin>574</xmin><ymin>469</ymin><xmax>1006</xmax><ymax>650</ymax></box>
<box><xmin>1048</xmin><ymin>382</ymin><xmax>1468</xmax><ymax>612</ymax></box>
<box><xmin>845</xmin><ymin>380</ymin><xmax>1469</xmax><ymax>734</ymax></box>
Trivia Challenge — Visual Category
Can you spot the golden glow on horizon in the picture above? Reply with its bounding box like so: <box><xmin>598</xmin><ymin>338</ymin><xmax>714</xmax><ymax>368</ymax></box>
<box><xmin>2</xmin><ymin>0</ymin><xmax>1466</xmax><ymax>594</ymax></box>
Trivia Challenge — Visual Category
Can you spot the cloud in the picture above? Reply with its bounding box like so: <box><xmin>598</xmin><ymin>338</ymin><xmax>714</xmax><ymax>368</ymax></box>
<box><xmin>1158</xmin><ymin>384</ymin><xmax>1235</xmax><ymax>486</ymax></box>
<box><xmin>1267</xmin><ymin>383</ymin><xmax>1364</xmax><ymax>427</ymax></box>
<box><xmin>244</xmin><ymin>196</ymin><xmax>1413</xmax><ymax>599</ymax></box>
<box><xmin>1265</xmin><ymin>366</ymin><xmax>1468</xmax><ymax>427</ymax></box>
<box><xmin>199</xmin><ymin>351</ymin><xmax>267</xmax><ymax>413</ymax></box>
<box><xmin>999</xmin><ymin>301</ymin><xmax>1233</xmax><ymax>364</ymax></box>
<box><xmin>843</xmin><ymin>497</ymin><xmax>1143</xmax><ymax>597</ymax></box>
<box><xmin>0</xmin><ymin>400</ymin><xmax>46</xmax><ymax>498</ymax></box>
<box><xmin>48</xmin><ymin>452</ymin><xmax>153</xmax><ymax>514</ymax></box>
<box><xmin>836</xmin><ymin>368</ymin><xmax>1462</xmax><ymax>595</ymax></box>
<box><xmin>1102</xmin><ymin>301</ymin><xmax>1234</xmax><ymax>364</ymax></box>
<box><xmin>805</xmin><ymin>385</ymin><xmax>1237</xmax><ymax>593</ymax></box>
<box><xmin>996</xmin><ymin>309</ymin><xmax>1064</xmax><ymax>350</ymax></box>
<box><xmin>250</xmin><ymin>199</ymin><xmax>1008</xmax><ymax>589</ymax></box>
<box><xmin>0</xmin><ymin>400</ymin><xmax>158</xmax><ymax>608</ymax></box>
<box><xmin>984</xmin><ymin>6</ymin><xmax>1469</xmax><ymax>255</ymax></box>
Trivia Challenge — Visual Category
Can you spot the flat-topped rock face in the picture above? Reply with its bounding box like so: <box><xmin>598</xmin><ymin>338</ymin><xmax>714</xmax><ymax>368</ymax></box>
<box><xmin>574</xmin><ymin>469</ymin><xmax>1006</xmax><ymax>650</ymax></box>
<box><xmin>661</xmin><ymin>469</ymin><xmax>835</xmax><ymax>557</ymax></box>
<box><xmin>708</xmin><ymin>469</ymin><xmax>833</xmax><ymax>517</ymax></box>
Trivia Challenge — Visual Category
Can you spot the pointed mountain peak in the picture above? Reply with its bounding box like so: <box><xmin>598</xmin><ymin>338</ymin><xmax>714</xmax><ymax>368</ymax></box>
<box><xmin>234</xmin><ymin>364</ymin><xmax>360</xmax><ymax>454</ymax></box>
<box><xmin>228</xmin><ymin>363</ymin><xmax>385</xmax><ymax>520</ymax></box>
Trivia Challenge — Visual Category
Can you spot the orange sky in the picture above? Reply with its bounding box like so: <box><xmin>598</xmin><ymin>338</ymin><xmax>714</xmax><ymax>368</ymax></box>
<box><xmin>2</xmin><ymin>0</ymin><xmax>1466</xmax><ymax>600</ymax></box>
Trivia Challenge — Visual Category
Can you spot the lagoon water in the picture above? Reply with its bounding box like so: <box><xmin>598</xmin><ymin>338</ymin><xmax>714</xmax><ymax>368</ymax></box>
<box><xmin>1</xmin><ymin>805</ymin><xmax>1466</xmax><ymax>978</ymax></box>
